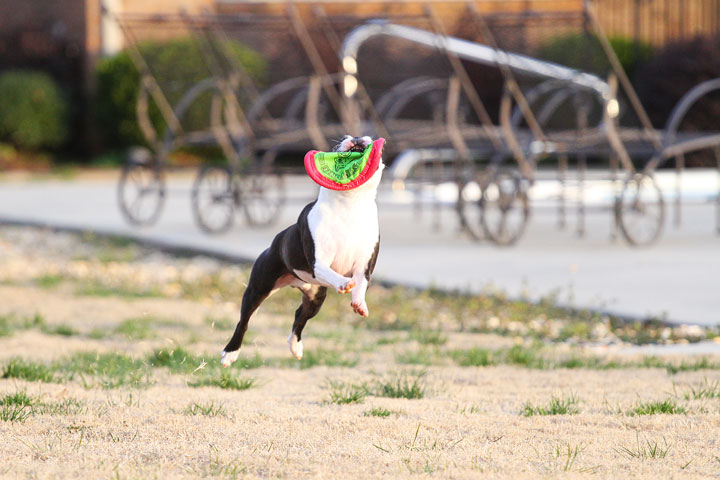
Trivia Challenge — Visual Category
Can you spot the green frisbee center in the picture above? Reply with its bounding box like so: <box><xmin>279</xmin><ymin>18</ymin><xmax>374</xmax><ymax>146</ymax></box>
<box><xmin>313</xmin><ymin>144</ymin><xmax>372</xmax><ymax>184</ymax></box>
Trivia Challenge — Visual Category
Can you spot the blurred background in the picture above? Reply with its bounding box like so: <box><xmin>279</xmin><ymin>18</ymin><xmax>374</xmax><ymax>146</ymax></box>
<box><xmin>0</xmin><ymin>0</ymin><xmax>719</xmax><ymax>328</ymax></box>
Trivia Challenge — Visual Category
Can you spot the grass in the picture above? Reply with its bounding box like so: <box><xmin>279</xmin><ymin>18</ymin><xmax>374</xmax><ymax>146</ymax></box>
<box><xmin>114</xmin><ymin>317</ymin><xmax>152</xmax><ymax>340</ymax></box>
<box><xmin>284</xmin><ymin>348</ymin><xmax>358</xmax><ymax>369</ymax></box>
<box><xmin>2</xmin><ymin>358</ymin><xmax>57</xmax><ymax>382</ymax></box>
<box><xmin>408</xmin><ymin>329</ymin><xmax>448</xmax><ymax>346</ymax></box>
<box><xmin>74</xmin><ymin>281</ymin><xmax>162</xmax><ymax>299</ymax></box>
<box><xmin>34</xmin><ymin>274</ymin><xmax>64</xmax><ymax>289</ymax></box>
<box><xmin>394</xmin><ymin>348</ymin><xmax>441</xmax><ymax>366</ymax></box>
<box><xmin>363</xmin><ymin>407</ymin><xmax>394</xmax><ymax>417</ymax></box>
<box><xmin>62</xmin><ymin>352</ymin><xmax>152</xmax><ymax>389</ymax></box>
<box><xmin>617</xmin><ymin>434</ymin><xmax>671</xmax><ymax>459</ymax></box>
<box><xmin>680</xmin><ymin>378</ymin><xmax>720</xmax><ymax>400</ymax></box>
<box><xmin>0</xmin><ymin>391</ymin><xmax>85</xmax><ymax>421</ymax></box>
<box><xmin>204</xmin><ymin>315</ymin><xmax>235</xmax><ymax>330</ymax></box>
<box><xmin>189</xmin><ymin>370</ymin><xmax>257</xmax><ymax>391</ymax></box>
<box><xmin>149</xmin><ymin>347</ymin><xmax>203</xmax><ymax>373</ymax></box>
<box><xmin>449</xmin><ymin>347</ymin><xmax>494</xmax><ymax>367</ymax></box>
<box><xmin>522</xmin><ymin>393</ymin><xmax>581</xmax><ymax>416</ymax></box>
<box><xmin>627</xmin><ymin>399</ymin><xmax>687</xmax><ymax>416</ymax></box>
<box><xmin>184</xmin><ymin>401</ymin><xmax>226</xmax><ymax>417</ymax></box>
<box><xmin>372</xmin><ymin>371</ymin><xmax>426</xmax><ymax>399</ymax></box>
<box><xmin>42</xmin><ymin>323</ymin><xmax>78</xmax><ymax>336</ymax></box>
<box><xmin>325</xmin><ymin>380</ymin><xmax>368</xmax><ymax>405</ymax></box>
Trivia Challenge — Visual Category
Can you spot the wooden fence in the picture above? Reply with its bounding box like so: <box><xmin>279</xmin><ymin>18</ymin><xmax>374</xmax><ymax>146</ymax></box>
<box><xmin>596</xmin><ymin>0</ymin><xmax>720</xmax><ymax>45</ymax></box>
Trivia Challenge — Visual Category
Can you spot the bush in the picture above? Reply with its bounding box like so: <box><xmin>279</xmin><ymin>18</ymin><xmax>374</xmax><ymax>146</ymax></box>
<box><xmin>536</xmin><ymin>33</ymin><xmax>653</xmax><ymax>79</ymax></box>
<box><xmin>0</xmin><ymin>70</ymin><xmax>68</xmax><ymax>150</ymax></box>
<box><xmin>94</xmin><ymin>37</ymin><xmax>266</xmax><ymax>150</ymax></box>
<box><xmin>634</xmin><ymin>35</ymin><xmax>720</xmax><ymax>129</ymax></box>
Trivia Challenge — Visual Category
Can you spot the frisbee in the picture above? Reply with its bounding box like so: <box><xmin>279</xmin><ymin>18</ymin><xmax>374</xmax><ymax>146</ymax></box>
<box><xmin>304</xmin><ymin>138</ymin><xmax>385</xmax><ymax>191</ymax></box>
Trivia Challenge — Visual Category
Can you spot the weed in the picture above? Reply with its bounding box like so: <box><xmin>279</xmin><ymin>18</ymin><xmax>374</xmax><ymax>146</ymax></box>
<box><xmin>617</xmin><ymin>433</ymin><xmax>671</xmax><ymax>459</ymax></box>
<box><xmin>190</xmin><ymin>370</ymin><xmax>256</xmax><ymax>391</ymax></box>
<box><xmin>325</xmin><ymin>380</ymin><xmax>368</xmax><ymax>405</ymax></box>
<box><xmin>2</xmin><ymin>358</ymin><xmax>56</xmax><ymax>382</ymax></box>
<box><xmin>627</xmin><ymin>399</ymin><xmax>686</xmax><ymax>416</ymax></box>
<box><xmin>184</xmin><ymin>401</ymin><xmax>226</xmax><ymax>417</ymax></box>
<box><xmin>522</xmin><ymin>393</ymin><xmax>580</xmax><ymax>416</ymax></box>
<box><xmin>202</xmin><ymin>445</ymin><xmax>246</xmax><ymax>478</ymax></box>
<box><xmin>0</xmin><ymin>403</ymin><xmax>31</xmax><ymax>422</ymax></box>
<box><xmin>372</xmin><ymin>371</ymin><xmax>426</xmax><ymax>399</ymax></box>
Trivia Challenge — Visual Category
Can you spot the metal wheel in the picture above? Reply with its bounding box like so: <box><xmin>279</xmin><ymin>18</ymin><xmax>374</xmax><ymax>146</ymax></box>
<box><xmin>239</xmin><ymin>169</ymin><xmax>285</xmax><ymax>227</ymax></box>
<box><xmin>457</xmin><ymin>175</ymin><xmax>484</xmax><ymax>241</ymax></box>
<box><xmin>480</xmin><ymin>170</ymin><xmax>530</xmax><ymax>246</ymax></box>
<box><xmin>192</xmin><ymin>165</ymin><xmax>237</xmax><ymax>235</ymax></box>
<box><xmin>117</xmin><ymin>161</ymin><xmax>165</xmax><ymax>227</ymax></box>
<box><xmin>616</xmin><ymin>173</ymin><xmax>665</xmax><ymax>246</ymax></box>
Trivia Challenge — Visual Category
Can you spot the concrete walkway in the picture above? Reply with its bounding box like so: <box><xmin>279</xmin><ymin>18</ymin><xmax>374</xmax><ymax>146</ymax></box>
<box><xmin>0</xmin><ymin>169</ymin><xmax>718</xmax><ymax>326</ymax></box>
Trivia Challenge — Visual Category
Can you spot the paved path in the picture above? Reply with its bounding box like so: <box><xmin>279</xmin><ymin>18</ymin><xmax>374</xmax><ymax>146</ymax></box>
<box><xmin>0</xmin><ymin>170</ymin><xmax>718</xmax><ymax>325</ymax></box>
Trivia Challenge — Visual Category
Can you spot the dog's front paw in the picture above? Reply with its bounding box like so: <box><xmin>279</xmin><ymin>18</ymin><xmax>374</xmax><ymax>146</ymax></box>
<box><xmin>351</xmin><ymin>300</ymin><xmax>369</xmax><ymax>317</ymax></box>
<box><xmin>337</xmin><ymin>279</ymin><xmax>356</xmax><ymax>294</ymax></box>
<box><xmin>220</xmin><ymin>350</ymin><xmax>239</xmax><ymax>368</ymax></box>
<box><xmin>288</xmin><ymin>333</ymin><xmax>303</xmax><ymax>360</ymax></box>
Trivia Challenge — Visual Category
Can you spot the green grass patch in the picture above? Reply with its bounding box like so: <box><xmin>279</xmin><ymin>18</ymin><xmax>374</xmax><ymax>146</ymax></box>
<box><xmin>74</xmin><ymin>281</ymin><xmax>162</xmax><ymax>298</ymax></box>
<box><xmin>627</xmin><ymin>399</ymin><xmax>686</xmax><ymax>416</ymax></box>
<box><xmin>449</xmin><ymin>347</ymin><xmax>494</xmax><ymax>367</ymax></box>
<box><xmin>204</xmin><ymin>315</ymin><xmax>234</xmax><ymax>330</ymax></box>
<box><xmin>2</xmin><ymin>358</ymin><xmax>57</xmax><ymax>382</ymax></box>
<box><xmin>325</xmin><ymin>380</ymin><xmax>368</xmax><ymax>405</ymax></box>
<box><xmin>34</xmin><ymin>274</ymin><xmax>63</xmax><ymax>289</ymax></box>
<box><xmin>394</xmin><ymin>348</ymin><xmax>441</xmax><ymax>366</ymax></box>
<box><xmin>279</xmin><ymin>348</ymin><xmax>357</xmax><ymax>369</ymax></box>
<box><xmin>363</xmin><ymin>406</ymin><xmax>395</xmax><ymax>417</ymax></box>
<box><xmin>372</xmin><ymin>371</ymin><xmax>426</xmax><ymax>399</ymax></box>
<box><xmin>62</xmin><ymin>351</ymin><xmax>152</xmax><ymax>389</ymax></box>
<box><xmin>184</xmin><ymin>401</ymin><xmax>226</xmax><ymax>417</ymax></box>
<box><xmin>149</xmin><ymin>347</ymin><xmax>203</xmax><ymax>373</ymax></box>
<box><xmin>114</xmin><ymin>317</ymin><xmax>152</xmax><ymax>340</ymax></box>
<box><xmin>522</xmin><ymin>393</ymin><xmax>580</xmax><ymax>416</ymax></box>
<box><xmin>42</xmin><ymin>323</ymin><xmax>78</xmax><ymax>336</ymax></box>
<box><xmin>408</xmin><ymin>329</ymin><xmax>448</xmax><ymax>346</ymax></box>
<box><xmin>0</xmin><ymin>391</ymin><xmax>85</xmax><ymax>421</ymax></box>
<box><xmin>189</xmin><ymin>370</ymin><xmax>256</xmax><ymax>391</ymax></box>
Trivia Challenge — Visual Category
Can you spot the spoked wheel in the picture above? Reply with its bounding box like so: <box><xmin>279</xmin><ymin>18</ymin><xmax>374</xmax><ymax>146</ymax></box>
<box><xmin>480</xmin><ymin>170</ymin><xmax>530</xmax><ymax>246</ymax></box>
<box><xmin>616</xmin><ymin>173</ymin><xmax>665</xmax><ymax>246</ymax></box>
<box><xmin>457</xmin><ymin>176</ymin><xmax>484</xmax><ymax>241</ymax></box>
<box><xmin>117</xmin><ymin>161</ymin><xmax>166</xmax><ymax>227</ymax></box>
<box><xmin>192</xmin><ymin>165</ymin><xmax>238</xmax><ymax>235</ymax></box>
<box><xmin>239</xmin><ymin>169</ymin><xmax>285</xmax><ymax>227</ymax></box>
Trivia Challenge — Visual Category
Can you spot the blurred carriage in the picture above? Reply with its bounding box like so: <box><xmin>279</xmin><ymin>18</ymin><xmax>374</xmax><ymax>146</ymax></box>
<box><xmin>109</xmin><ymin>0</ymin><xmax>720</xmax><ymax>246</ymax></box>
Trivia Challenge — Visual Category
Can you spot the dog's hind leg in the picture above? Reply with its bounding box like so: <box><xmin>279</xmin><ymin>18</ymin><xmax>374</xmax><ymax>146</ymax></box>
<box><xmin>221</xmin><ymin>249</ymin><xmax>285</xmax><ymax>368</ymax></box>
<box><xmin>288</xmin><ymin>285</ymin><xmax>327</xmax><ymax>360</ymax></box>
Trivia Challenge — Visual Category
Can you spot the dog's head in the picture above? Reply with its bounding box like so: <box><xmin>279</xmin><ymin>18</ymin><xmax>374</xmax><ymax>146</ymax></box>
<box><xmin>332</xmin><ymin>135</ymin><xmax>385</xmax><ymax>192</ymax></box>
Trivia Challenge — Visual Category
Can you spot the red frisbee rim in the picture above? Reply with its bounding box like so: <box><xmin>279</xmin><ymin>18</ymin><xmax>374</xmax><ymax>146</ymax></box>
<box><xmin>304</xmin><ymin>137</ymin><xmax>385</xmax><ymax>191</ymax></box>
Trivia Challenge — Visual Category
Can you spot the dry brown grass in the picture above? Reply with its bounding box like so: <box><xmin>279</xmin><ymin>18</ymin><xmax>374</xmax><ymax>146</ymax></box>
<box><xmin>0</xmin><ymin>284</ymin><xmax>719</xmax><ymax>479</ymax></box>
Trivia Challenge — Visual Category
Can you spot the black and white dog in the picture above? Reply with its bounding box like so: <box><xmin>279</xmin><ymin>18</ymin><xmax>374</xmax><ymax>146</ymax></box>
<box><xmin>221</xmin><ymin>135</ymin><xmax>382</xmax><ymax>366</ymax></box>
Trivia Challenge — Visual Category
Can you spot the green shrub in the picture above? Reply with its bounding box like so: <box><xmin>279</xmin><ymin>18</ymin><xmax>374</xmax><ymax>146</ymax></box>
<box><xmin>0</xmin><ymin>70</ymin><xmax>68</xmax><ymax>149</ymax></box>
<box><xmin>94</xmin><ymin>37</ymin><xmax>266</xmax><ymax>150</ymax></box>
<box><xmin>535</xmin><ymin>33</ymin><xmax>653</xmax><ymax>78</ymax></box>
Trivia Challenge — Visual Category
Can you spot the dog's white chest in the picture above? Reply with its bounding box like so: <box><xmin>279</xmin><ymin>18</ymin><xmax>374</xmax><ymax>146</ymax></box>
<box><xmin>307</xmin><ymin>193</ymin><xmax>378</xmax><ymax>277</ymax></box>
